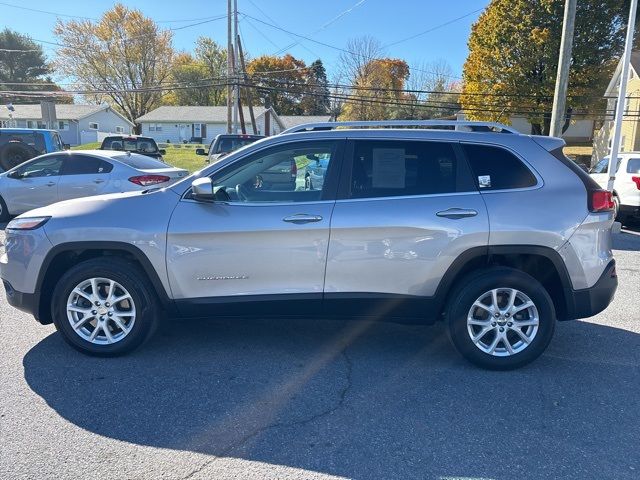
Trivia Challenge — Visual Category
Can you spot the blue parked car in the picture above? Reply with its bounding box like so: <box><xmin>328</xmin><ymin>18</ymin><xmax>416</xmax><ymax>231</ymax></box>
<box><xmin>0</xmin><ymin>128</ymin><xmax>67</xmax><ymax>171</ymax></box>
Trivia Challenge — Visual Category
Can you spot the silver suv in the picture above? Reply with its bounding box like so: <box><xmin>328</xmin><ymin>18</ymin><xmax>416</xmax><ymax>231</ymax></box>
<box><xmin>0</xmin><ymin>121</ymin><xmax>618</xmax><ymax>369</ymax></box>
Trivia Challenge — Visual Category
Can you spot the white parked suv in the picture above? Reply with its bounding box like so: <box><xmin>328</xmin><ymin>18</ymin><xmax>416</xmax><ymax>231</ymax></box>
<box><xmin>0</xmin><ymin>121</ymin><xmax>618</xmax><ymax>370</ymax></box>
<box><xmin>590</xmin><ymin>153</ymin><xmax>640</xmax><ymax>224</ymax></box>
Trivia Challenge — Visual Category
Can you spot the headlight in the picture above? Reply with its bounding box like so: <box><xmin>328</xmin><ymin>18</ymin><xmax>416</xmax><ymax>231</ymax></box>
<box><xmin>6</xmin><ymin>217</ymin><xmax>51</xmax><ymax>231</ymax></box>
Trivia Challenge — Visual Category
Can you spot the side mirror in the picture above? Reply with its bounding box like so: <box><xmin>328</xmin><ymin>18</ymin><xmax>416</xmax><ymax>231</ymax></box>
<box><xmin>191</xmin><ymin>177</ymin><xmax>215</xmax><ymax>201</ymax></box>
<box><xmin>7</xmin><ymin>171</ymin><xmax>21</xmax><ymax>179</ymax></box>
<box><xmin>195</xmin><ymin>148</ymin><xmax>206</xmax><ymax>156</ymax></box>
<box><xmin>159</xmin><ymin>149</ymin><xmax>166</xmax><ymax>155</ymax></box>
<box><xmin>63</xmin><ymin>143</ymin><xmax>70</xmax><ymax>150</ymax></box>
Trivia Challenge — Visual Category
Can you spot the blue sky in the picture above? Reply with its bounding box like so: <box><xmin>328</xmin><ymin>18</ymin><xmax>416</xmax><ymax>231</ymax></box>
<box><xmin>1</xmin><ymin>0</ymin><xmax>489</xmax><ymax>80</ymax></box>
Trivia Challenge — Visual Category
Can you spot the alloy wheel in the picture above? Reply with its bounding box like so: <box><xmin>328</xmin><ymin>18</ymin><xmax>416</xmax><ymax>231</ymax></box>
<box><xmin>66</xmin><ymin>277</ymin><xmax>136</xmax><ymax>345</ymax></box>
<box><xmin>466</xmin><ymin>288</ymin><xmax>539</xmax><ymax>357</ymax></box>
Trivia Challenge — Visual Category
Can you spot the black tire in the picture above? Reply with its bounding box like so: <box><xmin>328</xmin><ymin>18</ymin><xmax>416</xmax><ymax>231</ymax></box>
<box><xmin>446</xmin><ymin>267</ymin><xmax>556</xmax><ymax>370</ymax></box>
<box><xmin>0</xmin><ymin>141</ymin><xmax>37</xmax><ymax>171</ymax></box>
<box><xmin>613</xmin><ymin>195</ymin><xmax>621</xmax><ymax>222</ymax></box>
<box><xmin>0</xmin><ymin>195</ymin><xmax>9</xmax><ymax>222</ymax></box>
<box><xmin>51</xmin><ymin>258</ymin><xmax>158</xmax><ymax>356</ymax></box>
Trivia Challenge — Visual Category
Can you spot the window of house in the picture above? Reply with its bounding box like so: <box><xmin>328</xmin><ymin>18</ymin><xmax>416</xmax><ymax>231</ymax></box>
<box><xmin>347</xmin><ymin>140</ymin><xmax>474</xmax><ymax>199</ymax></box>
<box><xmin>58</xmin><ymin>121</ymin><xmax>69</xmax><ymax>131</ymax></box>
<box><xmin>462</xmin><ymin>143</ymin><xmax>537</xmax><ymax>190</ymax></box>
<box><xmin>115</xmin><ymin>126</ymin><xmax>125</xmax><ymax>133</ymax></box>
<box><xmin>26</xmin><ymin>120</ymin><xmax>35</xmax><ymax>128</ymax></box>
<box><xmin>148</xmin><ymin>123</ymin><xmax>162</xmax><ymax>132</ymax></box>
<box><xmin>88</xmin><ymin>122</ymin><xmax>99</xmax><ymax>130</ymax></box>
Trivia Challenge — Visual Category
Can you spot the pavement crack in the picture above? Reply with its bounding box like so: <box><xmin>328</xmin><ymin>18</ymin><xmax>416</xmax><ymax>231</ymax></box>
<box><xmin>180</xmin><ymin>348</ymin><xmax>354</xmax><ymax>480</ymax></box>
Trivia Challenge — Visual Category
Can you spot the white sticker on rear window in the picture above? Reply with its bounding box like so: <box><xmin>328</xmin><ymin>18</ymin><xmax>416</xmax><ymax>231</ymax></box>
<box><xmin>478</xmin><ymin>175</ymin><xmax>491</xmax><ymax>188</ymax></box>
<box><xmin>372</xmin><ymin>148</ymin><xmax>406</xmax><ymax>188</ymax></box>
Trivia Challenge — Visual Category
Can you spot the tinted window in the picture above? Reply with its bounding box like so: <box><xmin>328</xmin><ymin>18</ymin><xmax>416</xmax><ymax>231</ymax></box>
<box><xmin>348</xmin><ymin>140</ymin><xmax>473</xmax><ymax>199</ymax></box>
<box><xmin>590</xmin><ymin>157</ymin><xmax>622</xmax><ymax>174</ymax></box>
<box><xmin>62</xmin><ymin>155</ymin><xmax>113</xmax><ymax>175</ymax></box>
<box><xmin>627</xmin><ymin>158</ymin><xmax>640</xmax><ymax>174</ymax></box>
<box><xmin>1</xmin><ymin>132</ymin><xmax>46</xmax><ymax>154</ymax></box>
<box><xmin>214</xmin><ymin>137</ymin><xmax>259</xmax><ymax>154</ymax></box>
<box><xmin>15</xmin><ymin>155</ymin><xmax>63</xmax><ymax>178</ymax></box>
<box><xmin>210</xmin><ymin>141</ymin><xmax>338</xmax><ymax>203</ymax></box>
<box><xmin>113</xmin><ymin>153</ymin><xmax>168</xmax><ymax>170</ymax></box>
<box><xmin>462</xmin><ymin>144</ymin><xmax>536</xmax><ymax>190</ymax></box>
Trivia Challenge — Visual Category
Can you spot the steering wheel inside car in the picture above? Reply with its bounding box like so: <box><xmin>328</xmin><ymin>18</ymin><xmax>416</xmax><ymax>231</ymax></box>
<box><xmin>235</xmin><ymin>184</ymin><xmax>251</xmax><ymax>201</ymax></box>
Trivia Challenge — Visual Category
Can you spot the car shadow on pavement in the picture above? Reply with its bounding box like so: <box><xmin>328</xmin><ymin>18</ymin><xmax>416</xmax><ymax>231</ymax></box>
<box><xmin>614</xmin><ymin>226</ymin><xmax>640</xmax><ymax>251</ymax></box>
<box><xmin>22</xmin><ymin>316</ymin><xmax>640</xmax><ymax>479</ymax></box>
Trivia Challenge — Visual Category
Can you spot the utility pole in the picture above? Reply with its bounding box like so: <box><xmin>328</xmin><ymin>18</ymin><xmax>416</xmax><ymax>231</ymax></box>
<box><xmin>226</xmin><ymin>0</ymin><xmax>232</xmax><ymax>134</ymax></box>
<box><xmin>232</xmin><ymin>0</ymin><xmax>239</xmax><ymax>134</ymax></box>
<box><xmin>607</xmin><ymin>0</ymin><xmax>638</xmax><ymax>192</ymax></box>
<box><xmin>549</xmin><ymin>0</ymin><xmax>577</xmax><ymax>138</ymax></box>
<box><xmin>238</xmin><ymin>35</ymin><xmax>257</xmax><ymax>135</ymax></box>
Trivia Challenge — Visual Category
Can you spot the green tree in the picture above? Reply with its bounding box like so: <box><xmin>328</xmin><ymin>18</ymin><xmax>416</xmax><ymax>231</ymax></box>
<box><xmin>247</xmin><ymin>54</ymin><xmax>307</xmax><ymax>115</ymax></box>
<box><xmin>341</xmin><ymin>58</ymin><xmax>410</xmax><ymax>121</ymax></box>
<box><xmin>168</xmin><ymin>38</ymin><xmax>227</xmax><ymax>106</ymax></box>
<box><xmin>0</xmin><ymin>28</ymin><xmax>70</xmax><ymax>104</ymax></box>
<box><xmin>462</xmin><ymin>0</ymin><xmax>628</xmax><ymax>135</ymax></box>
<box><xmin>299</xmin><ymin>59</ymin><xmax>330</xmax><ymax>115</ymax></box>
<box><xmin>54</xmin><ymin>4</ymin><xmax>174</xmax><ymax>124</ymax></box>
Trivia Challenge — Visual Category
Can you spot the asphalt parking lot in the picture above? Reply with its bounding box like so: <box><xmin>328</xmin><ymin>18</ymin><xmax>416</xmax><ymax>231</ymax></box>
<box><xmin>1</xmin><ymin>224</ymin><xmax>639</xmax><ymax>480</ymax></box>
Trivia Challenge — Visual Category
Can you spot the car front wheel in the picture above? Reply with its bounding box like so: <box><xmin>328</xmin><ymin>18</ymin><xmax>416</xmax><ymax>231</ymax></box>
<box><xmin>446</xmin><ymin>267</ymin><xmax>556</xmax><ymax>370</ymax></box>
<box><xmin>52</xmin><ymin>258</ymin><xmax>158</xmax><ymax>356</ymax></box>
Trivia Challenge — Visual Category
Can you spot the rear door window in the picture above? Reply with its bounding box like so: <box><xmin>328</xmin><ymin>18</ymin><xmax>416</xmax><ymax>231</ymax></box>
<box><xmin>61</xmin><ymin>155</ymin><xmax>113</xmax><ymax>175</ymax></box>
<box><xmin>626</xmin><ymin>158</ymin><xmax>640</xmax><ymax>174</ymax></box>
<box><xmin>462</xmin><ymin>143</ymin><xmax>537</xmax><ymax>190</ymax></box>
<box><xmin>347</xmin><ymin>140</ymin><xmax>475</xmax><ymax>199</ymax></box>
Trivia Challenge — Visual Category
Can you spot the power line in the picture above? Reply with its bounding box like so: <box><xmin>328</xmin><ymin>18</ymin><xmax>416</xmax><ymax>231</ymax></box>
<box><xmin>382</xmin><ymin>8</ymin><xmax>484</xmax><ymax>48</ymax></box>
<box><xmin>240</xmin><ymin>11</ymin><xmax>463</xmax><ymax>80</ymax></box>
<box><xmin>273</xmin><ymin>0</ymin><xmax>368</xmax><ymax>55</ymax></box>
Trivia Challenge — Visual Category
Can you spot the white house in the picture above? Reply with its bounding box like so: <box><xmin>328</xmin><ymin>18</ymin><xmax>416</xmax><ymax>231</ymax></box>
<box><xmin>0</xmin><ymin>104</ymin><xmax>134</xmax><ymax>146</ymax></box>
<box><xmin>456</xmin><ymin>112</ymin><xmax>594</xmax><ymax>142</ymax></box>
<box><xmin>136</xmin><ymin>106</ymin><xmax>333</xmax><ymax>144</ymax></box>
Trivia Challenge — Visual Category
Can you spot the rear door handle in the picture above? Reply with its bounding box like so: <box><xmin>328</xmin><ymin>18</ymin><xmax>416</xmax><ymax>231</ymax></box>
<box><xmin>93</xmin><ymin>179</ymin><xmax>105</xmax><ymax>184</ymax></box>
<box><xmin>436</xmin><ymin>208</ymin><xmax>478</xmax><ymax>219</ymax></box>
<box><xmin>46</xmin><ymin>182</ymin><xmax>56</xmax><ymax>187</ymax></box>
<box><xmin>283</xmin><ymin>214</ymin><xmax>323</xmax><ymax>224</ymax></box>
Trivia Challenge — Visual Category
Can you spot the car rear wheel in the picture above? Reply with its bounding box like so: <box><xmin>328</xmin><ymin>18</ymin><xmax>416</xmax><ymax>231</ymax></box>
<box><xmin>52</xmin><ymin>258</ymin><xmax>158</xmax><ymax>356</ymax></box>
<box><xmin>446</xmin><ymin>267</ymin><xmax>555</xmax><ymax>370</ymax></box>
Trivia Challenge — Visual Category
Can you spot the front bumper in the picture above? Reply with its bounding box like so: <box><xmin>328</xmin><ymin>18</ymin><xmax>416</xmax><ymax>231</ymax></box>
<box><xmin>2</xmin><ymin>280</ymin><xmax>39</xmax><ymax>318</ymax></box>
<box><xmin>563</xmin><ymin>260</ymin><xmax>617</xmax><ymax>321</ymax></box>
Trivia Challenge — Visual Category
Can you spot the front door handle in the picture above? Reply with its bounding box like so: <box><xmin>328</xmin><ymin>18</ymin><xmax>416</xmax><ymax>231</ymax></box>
<box><xmin>436</xmin><ymin>208</ymin><xmax>478</xmax><ymax>219</ymax></box>
<box><xmin>93</xmin><ymin>179</ymin><xmax>105</xmax><ymax>184</ymax></box>
<box><xmin>46</xmin><ymin>182</ymin><xmax>56</xmax><ymax>187</ymax></box>
<box><xmin>283</xmin><ymin>214</ymin><xmax>323</xmax><ymax>224</ymax></box>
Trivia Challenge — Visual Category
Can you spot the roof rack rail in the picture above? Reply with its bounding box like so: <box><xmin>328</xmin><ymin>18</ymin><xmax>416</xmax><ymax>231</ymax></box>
<box><xmin>281</xmin><ymin>120</ymin><xmax>520</xmax><ymax>135</ymax></box>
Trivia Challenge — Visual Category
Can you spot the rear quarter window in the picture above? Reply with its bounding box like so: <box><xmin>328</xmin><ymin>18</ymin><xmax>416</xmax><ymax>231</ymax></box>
<box><xmin>462</xmin><ymin>143</ymin><xmax>537</xmax><ymax>190</ymax></box>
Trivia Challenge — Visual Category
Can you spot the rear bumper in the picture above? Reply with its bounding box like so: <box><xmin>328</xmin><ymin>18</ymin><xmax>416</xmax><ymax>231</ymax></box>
<box><xmin>619</xmin><ymin>204</ymin><xmax>640</xmax><ymax>219</ymax></box>
<box><xmin>563</xmin><ymin>260</ymin><xmax>617</xmax><ymax>321</ymax></box>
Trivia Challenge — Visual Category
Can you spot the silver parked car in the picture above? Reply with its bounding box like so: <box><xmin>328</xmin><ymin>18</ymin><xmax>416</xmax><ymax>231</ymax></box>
<box><xmin>0</xmin><ymin>150</ymin><xmax>188</xmax><ymax>221</ymax></box>
<box><xmin>0</xmin><ymin>121</ymin><xmax>617</xmax><ymax>369</ymax></box>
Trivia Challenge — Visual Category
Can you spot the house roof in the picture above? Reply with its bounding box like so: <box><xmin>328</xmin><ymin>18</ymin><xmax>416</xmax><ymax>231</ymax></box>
<box><xmin>0</xmin><ymin>104</ymin><xmax>134</xmax><ymax>125</ymax></box>
<box><xmin>277</xmin><ymin>115</ymin><xmax>333</xmax><ymax>129</ymax></box>
<box><xmin>605</xmin><ymin>51</ymin><xmax>640</xmax><ymax>96</ymax></box>
<box><xmin>136</xmin><ymin>106</ymin><xmax>268</xmax><ymax>123</ymax></box>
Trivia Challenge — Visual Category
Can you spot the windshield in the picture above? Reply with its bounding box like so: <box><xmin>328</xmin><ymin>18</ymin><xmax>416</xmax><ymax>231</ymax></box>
<box><xmin>103</xmin><ymin>137</ymin><xmax>159</xmax><ymax>153</ymax></box>
<box><xmin>214</xmin><ymin>137</ymin><xmax>258</xmax><ymax>154</ymax></box>
<box><xmin>113</xmin><ymin>153</ymin><xmax>168</xmax><ymax>169</ymax></box>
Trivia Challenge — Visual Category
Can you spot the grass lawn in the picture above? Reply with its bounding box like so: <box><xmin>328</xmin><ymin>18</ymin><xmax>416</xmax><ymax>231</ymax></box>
<box><xmin>72</xmin><ymin>142</ymin><xmax>206</xmax><ymax>173</ymax></box>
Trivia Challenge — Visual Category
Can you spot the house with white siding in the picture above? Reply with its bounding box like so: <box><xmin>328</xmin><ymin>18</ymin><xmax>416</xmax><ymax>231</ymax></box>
<box><xmin>136</xmin><ymin>106</ymin><xmax>332</xmax><ymax>143</ymax></box>
<box><xmin>0</xmin><ymin>104</ymin><xmax>134</xmax><ymax>146</ymax></box>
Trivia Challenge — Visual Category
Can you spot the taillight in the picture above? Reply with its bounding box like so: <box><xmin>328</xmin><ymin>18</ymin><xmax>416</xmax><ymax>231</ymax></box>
<box><xmin>590</xmin><ymin>190</ymin><xmax>615</xmax><ymax>212</ymax></box>
<box><xmin>128</xmin><ymin>175</ymin><xmax>170</xmax><ymax>186</ymax></box>
<box><xmin>291</xmin><ymin>159</ymin><xmax>297</xmax><ymax>178</ymax></box>
<box><xmin>632</xmin><ymin>176</ymin><xmax>640</xmax><ymax>190</ymax></box>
